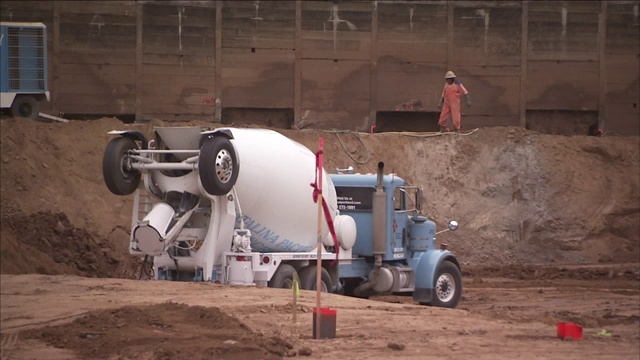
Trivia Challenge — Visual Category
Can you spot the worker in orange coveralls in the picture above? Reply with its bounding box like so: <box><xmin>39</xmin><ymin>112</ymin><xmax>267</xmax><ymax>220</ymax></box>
<box><xmin>437</xmin><ymin>71</ymin><xmax>471</xmax><ymax>133</ymax></box>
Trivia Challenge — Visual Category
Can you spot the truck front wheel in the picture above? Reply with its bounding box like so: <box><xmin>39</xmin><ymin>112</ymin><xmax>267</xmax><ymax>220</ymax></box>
<box><xmin>103</xmin><ymin>137</ymin><xmax>141</xmax><ymax>195</ymax></box>
<box><xmin>299</xmin><ymin>266</ymin><xmax>333</xmax><ymax>293</ymax></box>
<box><xmin>11</xmin><ymin>95</ymin><xmax>39</xmax><ymax>119</ymax></box>
<box><xmin>199</xmin><ymin>136</ymin><xmax>239</xmax><ymax>195</ymax></box>
<box><xmin>430</xmin><ymin>261</ymin><xmax>462</xmax><ymax>308</ymax></box>
<box><xmin>269</xmin><ymin>264</ymin><xmax>296</xmax><ymax>289</ymax></box>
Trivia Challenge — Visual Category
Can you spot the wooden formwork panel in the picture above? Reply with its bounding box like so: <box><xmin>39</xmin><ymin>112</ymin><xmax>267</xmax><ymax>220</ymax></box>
<box><xmin>378</xmin><ymin>60</ymin><xmax>521</xmax><ymax>117</ymax></box>
<box><xmin>138</xmin><ymin>64</ymin><xmax>216</xmax><ymax>117</ymax></box>
<box><xmin>300</xmin><ymin>59</ymin><xmax>370</xmax><ymax>129</ymax></box>
<box><xmin>138</xmin><ymin>69</ymin><xmax>216</xmax><ymax>115</ymax></box>
<box><xmin>58</xmin><ymin>1</ymin><xmax>136</xmax><ymax>15</ymax></box>
<box><xmin>0</xmin><ymin>0</ymin><xmax>636</xmax><ymax>135</ymax></box>
<box><xmin>57</xmin><ymin>95</ymin><xmax>136</xmax><ymax>115</ymax></box>
<box><xmin>142</xmin><ymin>3</ymin><xmax>215</xmax><ymax>56</ymax></box>
<box><xmin>138</xmin><ymin>3</ymin><xmax>216</xmax><ymax>119</ymax></box>
<box><xmin>606</xmin><ymin>3</ymin><xmax>640</xmax><ymax>55</ymax></box>
<box><xmin>58</xmin><ymin>2</ymin><xmax>136</xmax><ymax>51</ymax></box>
<box><xmin>221</xmin><ymin>0</ymin><xmax>295</xmax><ymax>50</ymax></box>
<box><xmin>604</xmin><ymin>54</ymin><xmax>640</xmax><ymax>120</ymax></box>
<box><xmin>56</xmin><ymin>63</ymin><xmax>135</xmax><ymax>108</ymax></box>
<box><xmin>376</xmin><ymin>60</ymin><xmax>444</xmax><ymax>112</ymax></box>
<box><xmin>300</xmin><ymin>1</ymin><xmax>372</xmax><ymax>61</ymax></box>
<box><xmin>56</xmin><ymin>2</ymin><xmax>136</xmax><ymax>115</ymax></box>
<box><xmin>220</xmin><ymin>47</ymin><xmax>294</xmax><ymax>109</ymax></box>
<box><xmin>450</xmin><ymin>65</ymin><xmax>521</xmax><ymax>116</ymax></box>
<box><xmin>377</xmin><ymin>2</ymin><xmax>447</xmax><ymax>63</ymax></box>
<box><xmin>526</xmin><ymin>61</ymin><xmax>599</xmax><ymax>111</ymax></box>
<box><xmin>0</xmin><ymin>1</ymin><xmax>54</xmax><ymax>21</ymax></box>
<box><xmin>603</xmin><ymin>54</ymin><xmax>639</xmax><ymax>139</ymax></box>
<box><xmin>59</xmin><ymin>51</ymin><xmax>136</xmax><ymax>65</ymax></box>
<box><xmin>605</xmin><ymin>54</ymin><xmax>640</xmax><ymax>95</ymax></box>
<box><xmin>377</xmin><ymin>41</ymin><xmax>447</xmax><ymax>64</ymax></box>
<box><xmin>527</xmin><ymin>1</ymin><xmax>600</xmax><ymax>61</ymax></box>
<box><xmin>452</xmin><ymin>5</ymin><xmax>522</xmax><ymax>66</ymax></box>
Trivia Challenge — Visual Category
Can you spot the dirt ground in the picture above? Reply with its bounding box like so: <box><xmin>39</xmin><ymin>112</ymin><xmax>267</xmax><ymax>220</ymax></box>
<box><xmin>1</xmin><ymin>116</ymin><xmax>639</xmax><ymax>359</ymax></box>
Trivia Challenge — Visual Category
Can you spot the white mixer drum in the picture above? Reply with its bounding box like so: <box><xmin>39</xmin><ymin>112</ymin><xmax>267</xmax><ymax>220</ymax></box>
<box><xmin>223</xmin><ymin>128</ymin><xmax>337</xmax><ymax>253</ymax></box>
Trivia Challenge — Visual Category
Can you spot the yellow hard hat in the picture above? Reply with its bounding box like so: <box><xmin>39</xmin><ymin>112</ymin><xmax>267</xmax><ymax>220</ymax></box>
<box><xmin>445</xmin><ymin>71</ymin><xmax>456</xmax><ymax>79</ymax></box>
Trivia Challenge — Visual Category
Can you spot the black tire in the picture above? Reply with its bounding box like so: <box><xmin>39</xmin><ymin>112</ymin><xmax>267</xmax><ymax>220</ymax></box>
<box><xmin>299</xmin><ymin>266</ymin><xmax>333</xmax><ymax>293</ymax></box>
<box><xmin>199</xmin><ymin>136</ymin><xmax>239</xmax><ymax>195</ymax></box>
<box><xmin>429</xmin><ymin>261</ymin><xmax>462</xmax><ymax>308</ymax></box>
<box><xmin>11</xmin><ymin>95</ymin><xmax>39</xmax><ymax>119</ymax></box>
<box><xmin>103</xmin><ymin>137</ymin><xmax>141</xmax><ymax>195</ymax></box>
<box><xmin>269</xmin><ymin>264</ymin><xmax>297</xmax><ymax>289</ymax></box>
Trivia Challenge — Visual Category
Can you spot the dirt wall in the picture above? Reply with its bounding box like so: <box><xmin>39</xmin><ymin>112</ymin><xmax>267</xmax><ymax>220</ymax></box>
<box><xmin>1</xmin><ymin>117</ymin><xmax>638</xmax><ymax>278</ymax></box>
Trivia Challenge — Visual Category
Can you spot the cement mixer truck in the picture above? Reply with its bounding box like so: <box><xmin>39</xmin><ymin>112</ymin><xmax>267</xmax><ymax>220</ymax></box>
<box><xmin>102</xmin><ymin>126</ymin><xmax>463</xmax><ymax>308</ymax></box>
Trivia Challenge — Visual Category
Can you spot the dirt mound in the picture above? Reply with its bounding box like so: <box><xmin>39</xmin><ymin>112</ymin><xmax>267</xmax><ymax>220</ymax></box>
<box><xmin>0</xmin><ymin>208</ymin><xmax>138</xmax><ymax>277</ymax></box>
<box><xmin>287</xmin><ymin>126</ymin><xmax>640</xmax><ymax>265</ymax></box>
<box><xmin>0</xmin><ymin>117</ymin><xmax>638</xmax><ymax>277</ymax></box>
<box><xmin>463</xmin><ymin>263</ymin><xmax>640</xmax><ymax>281</ymax></box>
<box><xmin>23</xmin><ymin>302</ymin><xmax>292</xmax><ymax>360</ymax></box>
<box><xmin>1</xmin><ymin>273</ymin><xmax>638</xmax><ymax>360</ymax></box>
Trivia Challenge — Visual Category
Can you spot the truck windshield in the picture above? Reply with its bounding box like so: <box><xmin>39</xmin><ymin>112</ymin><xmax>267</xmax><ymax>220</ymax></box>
<box><xmin>396</xmin><ymin>186</ymin><xmax>422</xmax><ymax>214</ymax></box>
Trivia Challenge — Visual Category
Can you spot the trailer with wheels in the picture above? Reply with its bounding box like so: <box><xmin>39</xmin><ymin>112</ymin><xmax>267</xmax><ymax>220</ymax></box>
<box><xmin>0</xmin><ymin>22</ymin><xmax>50</xmax><ymax>119</ymax></box>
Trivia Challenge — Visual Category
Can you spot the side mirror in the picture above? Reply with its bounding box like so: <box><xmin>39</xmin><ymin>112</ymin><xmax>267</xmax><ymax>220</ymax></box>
<box><xmin>436</xmin><ymin>220</ymin><xmax>458</xmax><ymax>235</ymax></box>
<box><xmin>415</xmin><ymin>187</ymin><xmax>423</xmax><ymax>212</ymax></box>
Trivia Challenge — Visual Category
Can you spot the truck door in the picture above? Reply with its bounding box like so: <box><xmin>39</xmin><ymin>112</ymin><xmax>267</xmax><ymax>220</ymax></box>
<box><xmin>391</xmin><ymin>187</ymin><xmax>408</xmax><ymax>260</ymax></box>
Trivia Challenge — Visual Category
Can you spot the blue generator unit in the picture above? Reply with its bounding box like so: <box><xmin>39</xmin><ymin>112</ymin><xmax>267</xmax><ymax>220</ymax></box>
<box><xmin>0</xmin><ymin>22</ymin><xmax>49</xmax><ymax>119</ymax></box>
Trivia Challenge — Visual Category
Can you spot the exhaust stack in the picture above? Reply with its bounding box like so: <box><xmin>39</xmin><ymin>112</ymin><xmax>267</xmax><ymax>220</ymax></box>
<box><xmin>372</xmin><ymin>162</ymin><xmax>386</xmax><ymax>255</ymax></box>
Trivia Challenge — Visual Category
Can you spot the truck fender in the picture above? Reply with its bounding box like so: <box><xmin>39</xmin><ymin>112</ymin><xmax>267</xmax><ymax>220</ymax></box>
<box><xmin>107</xmin><ymin>130</ymin><xmax>149</xmax><ymax>149</ymax></box>
<box><xmin>413</xmin><ymin>250</ymin><xmax>460</xmax><ymax>304</ymax></box>
<box><xmin>199</xmin><ymin>128</ymin><xmax>234</xmax><ymax>147</ymax></box>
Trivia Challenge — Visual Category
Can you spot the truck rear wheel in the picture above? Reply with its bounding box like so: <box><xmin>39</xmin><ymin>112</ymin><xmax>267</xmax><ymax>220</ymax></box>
<box><xmin>11</xmin><ymin>95</ymin><xmax>39</xmax><ymax>119</ymax></box>
<box><xmin>103</xmin><ymin>136</ymin><xmax>141</xmax><ymax>195</ymax></box>
<box><xmin>269</xmin><ymin>264</ymin><xmax>296</xmax><ymax>289</ymax></box>
<box><xmin>299</xmin><ymin>266</ymin><xmax>332</xmax><ymax>293</ymax></box>
<box><xmin>199</xmin><ymin>136</ymin><xmax>239</xmax><ymax>195</ymax></box>
<box><xmin>429</xmin><ymin>261</ymin><xmax>462</xmax><ymax>308</ymax></box>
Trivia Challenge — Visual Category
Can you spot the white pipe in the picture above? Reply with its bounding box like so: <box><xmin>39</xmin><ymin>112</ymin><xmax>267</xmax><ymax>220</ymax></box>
<box><xmin>231</xmin><ymin>186</ymin><xmax>246</xmax><ymax>230</ymax></box>
<box><xmin>134</xmin><ymin>150</ymin><xmax>200</xmax><ymax>154</ymax></box>
<box><xmin>130</xmin><ymin>162</ymin><xmax>198</xmax><ymax>171</ymax></box>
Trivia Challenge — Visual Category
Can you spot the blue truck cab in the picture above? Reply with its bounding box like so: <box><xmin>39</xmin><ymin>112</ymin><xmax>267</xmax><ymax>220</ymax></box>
<box><xmin>329</xmin><ymin>162</ymin><xmax>462</xmax><ymax>308</ymax></box>
<box><xmin>0</xmin><ymin>22</ymin><xmax>49</xmax><ymax>119</ymax></box>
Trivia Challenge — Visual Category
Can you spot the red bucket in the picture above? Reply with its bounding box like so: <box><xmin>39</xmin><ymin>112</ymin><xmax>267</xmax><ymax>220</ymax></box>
<box><xmin>312</xmin><ymin>307</ymin><xmax>337</xmax><ymax>339</ymax></box>
<box><xmin>557</xmin><ymin>322</ymin><xmax>583</xmax><ymax>341</ymax></box>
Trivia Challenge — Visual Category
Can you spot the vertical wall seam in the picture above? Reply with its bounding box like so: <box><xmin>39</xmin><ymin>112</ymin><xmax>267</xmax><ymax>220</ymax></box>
<box><xmin>135</xmin><ymin>2</ymin><xmax>143</xmax><ymax>121</ymax></box>
<box><xmin>294</xmin><ymin>0</ymin><xmax>301</xmax><ymax>128</ymax></box>
<box><xmin>215</xmin><ymin>0</ymin><xmax>222</xmax><ymax>122</ymax></box>
<box><xmin>598</xmin><ymin>1</ymin><xmax>607</xmax><ymax>129</ymax></box>
<box><xmin>369</xmin><ymin>1</ymin><xmax>378</xmax><ymax>130</ymax></box>
<box><xmin>447</xmin><ymin>1</ymin><xmax>454</xmax><ymax>70</ymax></box>
<box><xmin>519</xmin><ymin>0</ymin><xmax>529</xmax><ymax>128</ymax></box>
<box><xmin>52</xmin><ymin>2</ymin><xmax>60</xmax><ymax>114</ymax></box>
